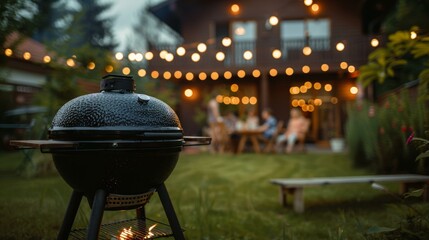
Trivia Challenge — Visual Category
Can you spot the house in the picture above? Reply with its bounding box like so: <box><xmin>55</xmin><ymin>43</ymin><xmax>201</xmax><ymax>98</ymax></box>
<box><xmin>147</xmin><ymin>0</ymin><xmax>391</xmax><ymax>143</ymax></box>
<box><xmin>0</xmin><ymin>32</ymin><xmax>53</xmax><ymax>110</ymax></box>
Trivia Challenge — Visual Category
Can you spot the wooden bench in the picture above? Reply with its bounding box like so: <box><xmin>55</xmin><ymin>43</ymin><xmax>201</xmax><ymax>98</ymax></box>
<box><xmin>270</xmin><ymin>174</ymin><xmax>429</xmax><ymax>213</ymax></box>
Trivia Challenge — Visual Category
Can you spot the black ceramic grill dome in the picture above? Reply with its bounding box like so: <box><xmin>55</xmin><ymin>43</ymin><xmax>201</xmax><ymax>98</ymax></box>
<box><xmin>48</xmin><ymin>75</ymin><xmax>185</xmax><ymax>201</ymax></box>
<box><xmin>50</xmin><ymin>75</ymin><xmax>182</xmax><ymax>140</ymax></box>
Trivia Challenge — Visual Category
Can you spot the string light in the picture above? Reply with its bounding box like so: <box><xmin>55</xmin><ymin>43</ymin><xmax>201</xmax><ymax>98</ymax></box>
<box><xmin>231</xmin><ymin>96</ymin><xmax>240</xmax><ymax>105</ymax></box>
<box><xmin>314</xmin><ymin>82</ymin><xmax>322</xmax><ymax>90</ymax></box>
<box><xmin>135</xmin><ymin>53</ymin><xmax>143</xmax><ymax>62</ymax></box>
<box><xmin>223</xmin><ymin>96</ymin><xmax>231</xmax><ymax>105</ymax></box>
<box><xmin>165</xmin><ymin>53</ymin><xmax>174</xmax><ymax>62</ymax></box>
<box><xmin>340</xmin><ymin>61</ymin><xmax>348</xmax><ymax>69</ymax></box>
<box><xmin>43</xmin><ymin>55</ymin><xmax>51</xmax><ymax>63</ymax></box>
<box><xmin>302</xmin><ymin>46</ymin><xmax>312</xmax><ymax>55</ymax></box>
<box><xmin>191</xmin><ymin>53</ymin><xmax>200</xmax><ymax>62</ymax></box>
<box><xmin>122</xmin><ymin>67</ymin><xmax>131</xmax><ymax>75</ymax></box>
<box><xmin>304</xmin><ymin>0</ymin><xmax>313</xmax><ymax>6</ymax></box>
<box><xmin>87</xmin><ymin>61</ymin><xmax>95</xmax><ymax>70</ymax></box>
<box><xmin>163</xmin><ymin>71</ymin><xmax>172</xmax><ymax>79</ymax></box>
<box><xmin>321</xmin><ymin>63</ymin><xmax>329</xmax><ymax>72</ymax></box>
<box><xmin>199</xmin><ymin>72</ymin><xmax>207</xmax><ymax>80</ymax></box>
<box><xmin>115</xmin><ymin>52</ymin><xmax>123</xmax><ymax>60</ymax></box>
<box><xmin>144</xmin><ymin>52</ymin><xmax>154</xmax><ymax>60</ymax></box>
<box><xmin>185</xmin><ymin>72</ymin><xmax>194</xmax><ymax>81</ymax></box>
<box><xmin>268</xmin><ymin>16</ymin><xmax>279</xmax><ymax>26</ymax></box>
<box><xmin>272</xmin><ymin>49</ymin><xmax>282</xmax><ymax>59</ymax></box>
<box><xmin>249</xmin><ymin>97</ymin><xmax>257</xmax><ymax>105</ymax></box>
<box><xmin>252</xmin><ymin>69</ymin><xmax>261</xmax><ymax>78</ymax></box>
<box><xmin>242</xmin><ymin>96</ymin><xmax>250</xmax><ymax>104</ymax></box>
<box><xmin>159</xmin><ymin>50</ymin><xmax>168</xmax><ymax>59</ymax></box>
<box><xmin>311</xmin><ymin>3</ymin><xmax>319</xmax><ymax>13</ymax></box>
<box><xmin>370</xmin><ymin>38</ymin><xmax>379</xmax><ymax>47</ymax></box>
<box><xmin>211</xmin><ymin>72</ymin><xmax>219</xmax><ymax>80</ymax></box>
<box><xmin>269</xmin><ymin>68</ymin><xmax>278</xmax><ymax>77</ymax></box>
<box><xmin>151</xmin><ymin>70</ymin><xmax>159</xmax><ymax>79</ymax></box>
<box><xmin>350</xmin><ymin>86</ymin><xmax>358</xmax><ymax>95</ymax></box>
<box><xmin>4</xmin><ymin>48</ymin><xmax>13</xmax><ymax>56</ymax></box>
<box><xmin>231</xmin><ymin>83</ymin><xmax>239</xmax><ymax>92</ymax></box>
<box><xmin>243</xmin><ymin>50</ymin><xmax>253</xmax><ymax>60</ymax></box>
<box><xmin>66</xmin><ymin>58</ymin><xmax>75</xmax><ymax>67</ymax></box>
<box><xmin>23</xmin><ymin>52</ymin><xmax>31</xmax><ymax>60</ymax></box>
<box><xmin>324</xmin><ymin>83</ymin><xmax>332</xmax><ymax>92</ymax></box>
<box><xmin>230</xmin><ymin>4</ymin><xmax>240</xmax><ymax>14</ymax></box>
<box><xmin>176</xmin><ymin>47</ymin><xmax>186</xmax><ymax>56</ymax></box>
<box><xmin>216</xmin><ymin>51</ymin><xmax>225</xmax><ymax>61</ymax></box>
<box><xmin>347</xmin><ymin>65</ymin><xmax>355</xmax><ymax>73</ymax></box>
<box><xmin>237</xmin><ymin>70</ymin><xmax>246</xmax><ymax>78</ymax></box>
<box><xmin>285</xmin><ymin>67</ymin><xmax>294</xmax><ymax>76</ymax></box>
<box><xmin>302</xmin><ymin>65</ymin><xmax>310</xmax><ymax>73</ymax></box>
<box><xmin>222</xmin><ymin>37</ymin><xmax>232</xmax><ymax>47</ymax></box>
<box><xmin>184</xmin><ymin>88</ymin><xmax>193</xmax><ymax>97</ymax></box>
<box><xmin>410</xmin><ymin>31</ymin><xmax>417</xmax><ymax>39</ymax></box>
<box><xmin>138</xmin><ymin>69</ymin><xmax>146</xmax><ymax>77</ymax></box>
<box><xmin>197</xmin><ymin>43</ymin><xmax>207</xmax><ymax>53</ymax></box>
<box><xmin>336</xmin><ymin>42</ymin><xmax>345</xmax><ymax>51</ymax></box>
<box><xmin>105</xmin><ymin>65</ymin><xmax>113</xmax><ymax>73</ymax></box>
<box><xmin>224</xmin><ymin>71</ymin><xmax>232</xmax><ymax>79</ymax></box>
<box><xmin>174</xmin><ymin>71</ymin><xmax>182</xmax><ymax>79</ymax></box>
<box><xmin>128</xmin><ymin>52</ymin><xmax>136</xmax><ymax>61</ymax></box>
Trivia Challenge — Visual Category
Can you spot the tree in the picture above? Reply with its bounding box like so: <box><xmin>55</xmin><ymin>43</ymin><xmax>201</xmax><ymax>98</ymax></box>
<box><xmin>31</xmin><ymin>0</ymin><xmax>72</xmax><ymax>44</ymax></box>
<box><xmin>357</xmin><ymin>29</ymin><xmax>429</xmax><ymax>95</ymax></box>
<box><xmin>0</xmin><ymin>0</ymin><xmax>34</xmax><ymax>51</ymax></box>
<box><xmin>66</xmin><ymin>0</ymin><xmax>116</xmax><ymax>51</ymax></box>
<box><xmin>383</xmin><ymin>0</ymin><xmax>429</xmax><ymax>33</ymax></box>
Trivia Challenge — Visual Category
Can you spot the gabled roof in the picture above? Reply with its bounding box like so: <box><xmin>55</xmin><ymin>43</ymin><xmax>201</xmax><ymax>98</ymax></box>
<box><xmin>3</xmin><ymin>32</ymin><xmax>51</xmax><ymax>64</ymax></box>
<box><xmin>148</xmin><ymin>0</ymin><xmax>182</xmax><ymax>34</ymax></box>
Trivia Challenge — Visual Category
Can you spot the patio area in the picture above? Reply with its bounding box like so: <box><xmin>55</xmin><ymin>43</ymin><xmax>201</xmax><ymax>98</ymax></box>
<box><xmin>1</xmin><ymin>150</ymin><xmax>427</xmax><ymax>239</ymax></box>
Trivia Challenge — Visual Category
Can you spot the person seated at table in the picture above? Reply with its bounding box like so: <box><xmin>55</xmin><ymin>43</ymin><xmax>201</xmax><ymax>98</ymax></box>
<box><xmin>245</xmin><ymin>108</ymin><xmax>259</xmax><ymax>130</ymax></box>
<box><xmin>276</xmin><ymin>108</ymin><xmax>310</xmax><ymax>153</ymax></box>
<box><xmin>258</xmin><ymin>108</ymin><xmax>277</xmax><ymax>139</ymax></box>
<box><xmin>223</xmin><ymin>111</ymin><xmax>238</xmax><ymax>134</ymax></box>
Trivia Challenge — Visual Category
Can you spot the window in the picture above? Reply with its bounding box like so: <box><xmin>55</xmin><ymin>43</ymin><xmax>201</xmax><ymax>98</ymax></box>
<box><xmin>280</xmin><ymin>18</ymin><xmax>330</xmax><ymax>57</ymax></box>
<box><xmin>231</xmin><ymin>21</ymin><xmax>257</xmax><ymax>66</ymax></box>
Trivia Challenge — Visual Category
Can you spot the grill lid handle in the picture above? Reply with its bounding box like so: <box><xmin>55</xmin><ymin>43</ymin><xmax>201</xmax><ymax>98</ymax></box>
<box><xmin>100</xmin><ymin>74</ymin><xmax>135</xmax><ymax>93</ymax></box>
<box><xmin>183</xmin><ymin>136</ymin><xmax>212</xmax><ymax>146</ymax></box>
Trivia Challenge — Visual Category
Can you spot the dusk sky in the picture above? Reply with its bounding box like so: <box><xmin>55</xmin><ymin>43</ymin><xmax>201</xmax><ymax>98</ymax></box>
<box><xmin>104</xmin><ymin>0</ymin><xmax>164</xmax><ymax>51</ymax></box>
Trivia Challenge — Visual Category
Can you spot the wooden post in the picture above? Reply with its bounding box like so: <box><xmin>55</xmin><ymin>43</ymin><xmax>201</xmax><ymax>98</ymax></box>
<box><xmin>279</xmin><ymin>186</ymin><xmax>287</xmax><ymax>207</ymax></box>
<box><xmin>293</xmin><ymin>188</ymin><xmax>304</xmax><ymax>213</ymax></box>
<box><xmin>260</xmin><ymin>72</ymin><xmax>269</xmax><ymax>110</ymax></box>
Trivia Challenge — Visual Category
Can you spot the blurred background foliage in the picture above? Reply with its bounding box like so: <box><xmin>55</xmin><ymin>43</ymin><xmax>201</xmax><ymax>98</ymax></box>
<box><xmin>348</xmin><ymin>27</ymin><xmax>429</xmax><ymax>174</ymax></box>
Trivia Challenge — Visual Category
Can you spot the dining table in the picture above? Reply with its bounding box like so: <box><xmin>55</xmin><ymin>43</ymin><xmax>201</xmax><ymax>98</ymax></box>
<box><xmin>234</xmin><ymin>128</ymin><xmax>264</xmax><ymax>154</ymax></box>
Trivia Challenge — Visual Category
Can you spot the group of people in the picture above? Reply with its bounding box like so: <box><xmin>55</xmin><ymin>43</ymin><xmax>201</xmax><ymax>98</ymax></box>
<box><xmin>207</xmin><ymin>96</ymin><xmax>310</xmax><ymax>153</ymax></box>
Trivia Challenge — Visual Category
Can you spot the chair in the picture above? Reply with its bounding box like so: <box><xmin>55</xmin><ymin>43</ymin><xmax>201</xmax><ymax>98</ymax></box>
<box><xmin>295</xmin><ymin>118</ymin><xmax>310</xmax><ymax>152</ymax></box>
<box><xmin>263</xmin><ymin>120</ymin><xmax>284</xmax><ymax>153</ymax></box>
<box><xmin>209</xmin><ymin>122</ymin><xmax>230</xmax><ymax>153</ymax></box>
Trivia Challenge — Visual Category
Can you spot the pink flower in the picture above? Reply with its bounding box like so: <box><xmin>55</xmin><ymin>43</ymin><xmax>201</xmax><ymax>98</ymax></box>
<box><xmin>406</xmin><ymin>132</ymin><xmax>415</xmax><ymax>145</ymax></box>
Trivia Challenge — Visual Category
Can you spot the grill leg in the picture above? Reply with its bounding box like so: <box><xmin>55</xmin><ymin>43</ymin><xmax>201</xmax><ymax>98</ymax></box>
<box><xmin>158</xmin><ymin>183</ymin><xmax>185</xmax><ymax>240</ymax></box>
<box><xmin>87</xmin><ymin>189</ymin><xmax>107</xmax><ymax>240</ymax></box>
<box><xmin>57</xmin><ymin>190</ymin><xmax>83</xmax><ymax>240</ymax></box>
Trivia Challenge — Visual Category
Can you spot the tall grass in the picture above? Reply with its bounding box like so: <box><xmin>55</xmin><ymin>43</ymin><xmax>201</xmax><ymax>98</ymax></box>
<box><xmin>0</xmin><ymin>151</ymin><xmax>427</xmax><ymax>239</ymax></box>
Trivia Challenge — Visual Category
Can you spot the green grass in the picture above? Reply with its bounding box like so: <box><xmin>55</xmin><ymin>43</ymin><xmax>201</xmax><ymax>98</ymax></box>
<box><xmin>0</xmin><ymin>150</ymin><xmax>428</xmax><ymax>239</ymax></box>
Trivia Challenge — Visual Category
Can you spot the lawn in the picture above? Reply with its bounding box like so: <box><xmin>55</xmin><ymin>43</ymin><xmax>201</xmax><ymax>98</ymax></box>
<box><xmin>0</xmin><ymin>149</ymin><xmax>428</xmax><ymax>239</ymax></box>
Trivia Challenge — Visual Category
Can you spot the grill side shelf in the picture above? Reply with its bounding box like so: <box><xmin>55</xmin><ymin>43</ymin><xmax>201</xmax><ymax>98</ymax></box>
<box><xmin>9</xmin><ymin>140</ymin><xmax>78</xmax><ymax>149</ymax></box>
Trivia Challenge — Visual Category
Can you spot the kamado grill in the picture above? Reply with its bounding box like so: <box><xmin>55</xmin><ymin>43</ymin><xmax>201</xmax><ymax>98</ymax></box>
<box><xmin>11</xmin><ymin>74</ymin><xmax>211</xmax><ymax>240</ymax></box>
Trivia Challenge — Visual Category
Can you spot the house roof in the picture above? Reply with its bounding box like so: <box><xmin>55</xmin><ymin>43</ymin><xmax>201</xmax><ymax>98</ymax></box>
<box><xmin>148</xmin><ymin>0</ymin><xmax>182</xmax><ymax>34</ymax></box>
<box><xmin>3</xmin><ymin>32</ymin><xmax>51</xmax><ymax>64</ymax></box>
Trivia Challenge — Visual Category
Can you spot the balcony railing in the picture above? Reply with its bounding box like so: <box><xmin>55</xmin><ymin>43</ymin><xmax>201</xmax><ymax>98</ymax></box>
<box><xmin>148</xmin><ymin>35</ymin><xmax>378</xmax><ymax>73</ymax></box>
